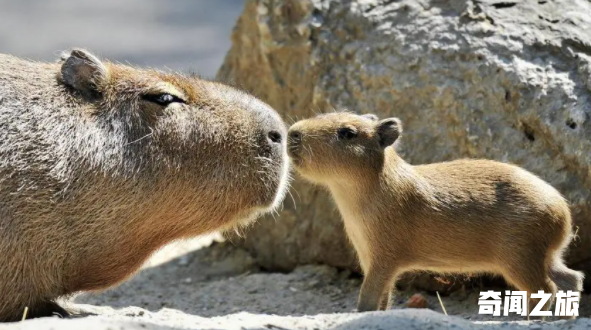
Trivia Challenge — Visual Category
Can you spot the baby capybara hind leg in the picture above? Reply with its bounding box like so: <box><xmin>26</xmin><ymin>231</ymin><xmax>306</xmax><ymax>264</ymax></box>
<box><xmin>549</xmin><ymin>260</ymin><xmax>584</xmax><ymax>293</ymax></box>
<box><xmin>502</xmin><ymin>262</ymin><xmax>557</xmax><ymax>317</ymax></box>
<box><xmin>549</xmin><ymin>259</ymin><xmax>584</xmax><ymax>319</ymax></box>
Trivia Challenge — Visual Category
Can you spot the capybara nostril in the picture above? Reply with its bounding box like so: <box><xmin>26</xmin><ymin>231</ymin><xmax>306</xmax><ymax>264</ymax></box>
<box><xmin>289</xmin><ymin>130</ymin><xmax>302</xmax><ymax>143</ymax></box>
<box><xmin>268</xmin><ymin>130</ymin><xmax>282</xmax><ymax>144</ymax></box>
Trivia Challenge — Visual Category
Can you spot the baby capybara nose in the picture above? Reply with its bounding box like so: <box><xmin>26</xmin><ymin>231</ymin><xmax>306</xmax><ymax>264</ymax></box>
<box><xmin>288</xmin><ymin>130</ymin><xmax>302</xmax><ymax>145</ymax></box>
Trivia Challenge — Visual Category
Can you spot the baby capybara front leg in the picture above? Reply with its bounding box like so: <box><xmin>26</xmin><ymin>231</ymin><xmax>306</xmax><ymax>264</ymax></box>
<box><xmin>357</xmin><ymin>266</ymin><xmax>397</xmax><ymax>312</ymax></box>
<box><xmin>378</xmin><ymin>290</ymin><xmax>393</xmax><ymax>311</ymax></box>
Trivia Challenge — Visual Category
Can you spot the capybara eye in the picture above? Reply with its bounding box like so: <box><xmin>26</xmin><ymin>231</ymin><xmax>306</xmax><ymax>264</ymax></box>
<box><xmin>337</xmin><ymin>127</ymin><xmax>357</xmax><ymax>140</ymax></box>
<box><xmin>142</xmin><ymin>93</ymin><xmax>186</xmax><ymax>106</ymax></box>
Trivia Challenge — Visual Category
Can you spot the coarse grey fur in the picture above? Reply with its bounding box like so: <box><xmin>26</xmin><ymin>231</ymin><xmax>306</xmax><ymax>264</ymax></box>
<box><xmin>0</xmin><ymin>49</ymin><xmax>289</xmax><ymax>322</ymax></box>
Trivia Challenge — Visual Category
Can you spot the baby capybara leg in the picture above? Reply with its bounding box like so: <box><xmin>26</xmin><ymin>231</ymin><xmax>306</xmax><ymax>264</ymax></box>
<box><xmin>548</xmin><ymin>259</ymin><xmax>584</xmax><ymax>319</ymax></box>
<box><xmin>378</xmin><ymin>287</ymin><xmax>394</xmax><ymax>311</ymax></box>
<box><xmin>503</xmin><ymin>262</ymin><xmax>557</xmax><ymax>319</ymax></box>
<box><xmin>549</xmin><ymin>260</ymin><xmax>584</xmax><ymax>293</ymax></box>
<box><xmin>357</xmin><ymin>266</ymin><xmax>397</xmax><ymax>312</ymax></box>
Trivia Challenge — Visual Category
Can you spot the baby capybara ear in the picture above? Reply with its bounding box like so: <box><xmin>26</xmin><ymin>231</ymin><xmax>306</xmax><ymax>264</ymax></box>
<box><xmin>376</xmin><ymin>117</ymin><xmax>402</xmax><ymax>148</ymax></box>
<box><xmin>59</xmin><ymin>49</ymin><xmax>108</xmax><ymax>100</ymax></box>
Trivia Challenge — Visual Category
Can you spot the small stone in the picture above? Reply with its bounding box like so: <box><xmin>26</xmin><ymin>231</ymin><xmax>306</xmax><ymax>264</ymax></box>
<box><xmin>178</xmin><ymin>255</ymin><xmax>190</xmax><ymax>266</ymax></box>
<box><xmin>405</xmin><ymin>293</ymin><xmax>428</xmax><ymax>309</ymax></box>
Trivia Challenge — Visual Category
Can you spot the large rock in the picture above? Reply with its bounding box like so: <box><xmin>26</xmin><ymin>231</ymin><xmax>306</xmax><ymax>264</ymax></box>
<box><xmin>218</xmin><ymin>0</ymin><xmax>591</xmax><ymax>287</ymax></box>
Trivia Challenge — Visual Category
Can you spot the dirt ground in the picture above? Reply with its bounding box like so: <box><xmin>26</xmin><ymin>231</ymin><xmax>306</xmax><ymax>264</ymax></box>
<box><xmin>70</xmin><ymin>235</ymin><xmax>589</xmax><ymax>322</ymax></box>
<box><xmin>2</xmin><ymin>235</ymin><xmax>589</xmax><ymax>329</ymax></box>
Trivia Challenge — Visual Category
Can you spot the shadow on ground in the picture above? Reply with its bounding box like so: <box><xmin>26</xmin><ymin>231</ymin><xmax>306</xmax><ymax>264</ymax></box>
<box><xmin>74</xmin><ymin>241</ymin><xmax>361</xmax><ymax>317</ymax></box>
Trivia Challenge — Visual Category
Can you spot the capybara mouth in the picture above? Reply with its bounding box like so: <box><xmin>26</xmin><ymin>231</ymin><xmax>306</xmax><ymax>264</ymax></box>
<box><xmin>287</xmin><ymin>145</ymin><xmax>304</xmax><ymax>167</ymax></box>
<box><xmin>286</xmin><ymin>135</ymin><xmax>302</xmax><ymax>159</ymax></box>
<box><xmin>268</xmin><ymin>150</ymin><xmax>291</xmax><ymax>210</ymax></box>
<box><xmin>287</xmin><ymin>145</ymin><xmax>300</xmax><ymax>159</ymax></box>
<box><xmin>252</xmin><ymin>132</ymin><xmax>290</xmax><ymax>212</ymax></box>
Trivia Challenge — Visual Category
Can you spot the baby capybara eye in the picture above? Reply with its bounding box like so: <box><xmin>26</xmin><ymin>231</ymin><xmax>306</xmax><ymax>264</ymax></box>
<box><xmin>337</xmin><ymin>127</ymin><xmax>357</xmax><ymax>140</ymax></box>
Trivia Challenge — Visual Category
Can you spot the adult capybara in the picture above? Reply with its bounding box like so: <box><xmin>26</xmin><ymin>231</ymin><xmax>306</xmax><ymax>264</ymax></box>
<box><xmin>287</xmin><ymin>112</ymin><xmax>582</xmax><ymax>316</ymax></box>
<box><xmin>0</xmin><ymin>49</ymin><xmax>289</xmax><ymax>321</ymax></box>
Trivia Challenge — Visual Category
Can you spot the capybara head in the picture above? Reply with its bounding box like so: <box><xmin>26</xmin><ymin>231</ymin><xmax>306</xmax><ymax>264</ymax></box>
<box><xmin>287</xmin><ymin>112</ymin><xmax>401</xmax><ymax>183</ymax></box>
<box><xmin>57</xmin><ymin>49</ymin><xmax>289</xmax><ymax>230</ymax></box>
<box><xmin>0</xmin><ymin>49</ymin><xmax>294</xmax><ymax>321</ymax></box>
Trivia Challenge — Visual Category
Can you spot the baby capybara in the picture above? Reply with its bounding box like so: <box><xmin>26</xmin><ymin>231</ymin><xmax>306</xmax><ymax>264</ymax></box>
<box><xmin>287</xmin><ymin>112</ymin><xmax>582</xmax><ymax>316</ymax></box>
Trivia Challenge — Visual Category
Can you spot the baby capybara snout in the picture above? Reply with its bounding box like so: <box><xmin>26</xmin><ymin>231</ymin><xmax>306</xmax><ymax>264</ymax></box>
<box><xmin>289</xmin><ymin>112</ymin><xmax>584</xmax><ymax>317</ymax></box>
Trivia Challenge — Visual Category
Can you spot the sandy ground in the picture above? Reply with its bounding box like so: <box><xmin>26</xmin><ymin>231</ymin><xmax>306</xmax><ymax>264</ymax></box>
<box><xmin>1</xmin><ymin>236</ymin><xmax>588</xmax><ymax>329</ymax></box>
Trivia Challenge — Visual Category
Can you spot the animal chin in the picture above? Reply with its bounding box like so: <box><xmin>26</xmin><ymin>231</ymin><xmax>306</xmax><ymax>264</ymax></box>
<box><xmin>250</xmin><ymin>150</ymin><xmax>291</xmax><ymax>216</ymax></box>
<box><xmin>233</xmin><ymin>175</ymin><xmax>289</xmax><ymax>229</ymax></box>
<box><xmin>267</xmin><ymin>152</ymin><xmax>291</xmax><ymax>210</ymax></box>
<box><xmin>287</xmin><ymin>149</ymin><xmax>303</xmax><ymax>166</ymax></box>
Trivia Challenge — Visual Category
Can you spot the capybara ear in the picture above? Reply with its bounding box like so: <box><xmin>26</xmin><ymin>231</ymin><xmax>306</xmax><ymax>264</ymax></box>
<box><xmin>59</xmin><ymin>49</ymin><xmax>108</xmax><ymax>100</ymax></box>
<box><xmin>376</xmin><ymin>117</ymin><xmax>402</xmax><ymax>148</ymax></box>
<box><xmin>361</xmin><ymin>114</ymin><xmax>379</xmax><ymax>121</ymax></box>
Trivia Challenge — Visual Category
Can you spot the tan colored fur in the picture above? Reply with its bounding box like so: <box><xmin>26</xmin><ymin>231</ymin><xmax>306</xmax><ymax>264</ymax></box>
<box><xmin>0</xmin><ymin>50</ymin><xmax>289</xmax><ymax>321</ymax></box>
<box><xmin>288</xmin><ymin>112</ymin><xmax>583</xmax><ymax>316</ymax></box>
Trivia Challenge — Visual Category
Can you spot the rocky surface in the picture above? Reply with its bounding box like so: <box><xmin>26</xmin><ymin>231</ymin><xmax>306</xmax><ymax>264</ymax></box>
<box><xmin>218</xmin><ymin>0</ymin><xmax>591</xmax><ymax>287</ymax></box>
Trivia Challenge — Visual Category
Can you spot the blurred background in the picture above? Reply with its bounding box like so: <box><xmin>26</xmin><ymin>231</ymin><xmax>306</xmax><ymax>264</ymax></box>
<box><xmin>0</xmin><ymin>0</ymin><xmax>244</xmax><ymax>77</ymax></box>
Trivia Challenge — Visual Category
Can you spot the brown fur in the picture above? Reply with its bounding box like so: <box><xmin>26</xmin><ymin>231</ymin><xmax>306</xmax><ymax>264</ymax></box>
<box><xmin>288</xmin><ymin>112</ymin><xmax>583</xmax><ymax>316</ymax></box>
<box><xmin>0</xmin><ymin>49</ymin><xmax>289</xmax><ymax>321</ymax></box>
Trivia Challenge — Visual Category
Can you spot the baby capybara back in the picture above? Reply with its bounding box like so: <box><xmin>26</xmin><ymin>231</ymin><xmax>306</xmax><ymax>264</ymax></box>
<box><xmin>287</xmin><ymin>112</ymin><xmax>583</xmax><ymax>315</ymax></box>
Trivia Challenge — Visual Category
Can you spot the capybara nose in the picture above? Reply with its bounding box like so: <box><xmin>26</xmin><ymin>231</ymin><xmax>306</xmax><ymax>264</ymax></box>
<box><xmin>267</xmin><ymin>130</ymin><xmax>282</xmax><ymax>144</ymax></box>
<box><xmin>288</xmin><ymin>130</ymin><xmax>302</xmax><ymax>145</ymax></box>
<box><xmin>249</xmin><ymin>101</ymin><xmax>286</xmax><ymax>150</ymax></box>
